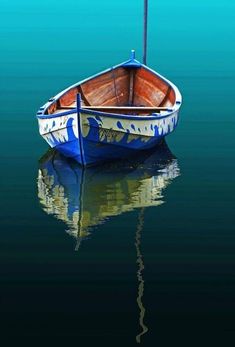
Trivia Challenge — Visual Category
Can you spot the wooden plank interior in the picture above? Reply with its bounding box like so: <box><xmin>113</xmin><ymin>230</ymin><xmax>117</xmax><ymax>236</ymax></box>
<box><xmin>167</xmin><ymin>88</ymin><xmax>176</xmax><ymax>105</ymax></box>
<box><xmin>59</xmin><ymin>87</ymin><xmax>79</xmax><ymax>107</ymax></box>
<box><xmin>47</xmin><ymin>101</ymin><xmax>58</xmax><ymax>115</ymax></box>
<box><xmin>81</xmin><ymin>67</ymin><xmax>130</xmax><ymax>106</ymax></box>
<box><xmin>47</xmin><ymin>65</ymin><xmax>176</xmax><ymax>115</ymax></box>
<box><xmin>159</xmin><ymin>86</ymin><xmax>171</xmax><ymax>106</ymax></box>
<box><xmin>78</xmin><ymin>86</ymin><xmax>91</xmax><ymax>106</ymax></box>
<box><xmin>133</xmin><ymin>67</ymin><xmax>175</xmax><ymax>107</ymax></box>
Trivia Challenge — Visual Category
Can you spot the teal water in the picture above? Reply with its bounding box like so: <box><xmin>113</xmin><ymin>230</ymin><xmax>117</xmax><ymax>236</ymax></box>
<box><xmin>1</xmin><ymin>0</ymin><xmax>235</xmax><ymax>345</ymax></box>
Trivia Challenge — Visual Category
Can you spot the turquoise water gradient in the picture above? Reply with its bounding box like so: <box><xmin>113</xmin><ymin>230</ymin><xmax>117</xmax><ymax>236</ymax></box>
<box><xmin>1</xmin><ymin>0</ymin><xmax>235</xmax><ymax>346</ymax></box>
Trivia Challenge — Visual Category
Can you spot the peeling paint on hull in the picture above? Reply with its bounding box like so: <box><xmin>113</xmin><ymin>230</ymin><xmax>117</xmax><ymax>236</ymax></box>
<box><xmin>38</xmin><ymin>110</ymin><xmax>179</xmax><ymax>166</ymax></box>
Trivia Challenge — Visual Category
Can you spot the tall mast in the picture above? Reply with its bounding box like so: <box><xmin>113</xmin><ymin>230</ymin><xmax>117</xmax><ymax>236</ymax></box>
<box><xmin>143</xmin><ymin>0</ymin><xmax>148</xmax><ymax>65</ymax></box>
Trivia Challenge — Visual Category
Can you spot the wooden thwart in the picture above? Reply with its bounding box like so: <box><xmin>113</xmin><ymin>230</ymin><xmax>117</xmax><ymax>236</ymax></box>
<box><xmin>59</xmin><ymin>105</ymin><xmax>173</xmax><ymax>114</ymax></box>
<box><xmin>82</xmin><ymin>105</ymin><xmax>172</xmax><ymax>112</ymax></box>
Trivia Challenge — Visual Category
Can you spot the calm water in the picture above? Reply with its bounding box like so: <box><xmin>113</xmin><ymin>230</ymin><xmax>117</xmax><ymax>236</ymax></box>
<box><xmin>1</xmin><ymin>0</ymin><xmax>235</xmax><ymax>345</ymax></box>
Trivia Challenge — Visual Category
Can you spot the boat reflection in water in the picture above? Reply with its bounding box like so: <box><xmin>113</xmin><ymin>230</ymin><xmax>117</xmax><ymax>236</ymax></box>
<box><xmin>37</xmin><ymin>141</ymin><xmax>180</xmax><ymax>343</ymax></box>
<box><xmin>38</xmin><ymin>141</ymin><xmax>179</xmax><ymax>248</ymax></box>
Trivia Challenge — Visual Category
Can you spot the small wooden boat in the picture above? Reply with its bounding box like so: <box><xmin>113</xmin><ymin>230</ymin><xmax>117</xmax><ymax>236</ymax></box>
<box><xmin>37</xmin><ymin>51</ymin><xmax>182</xmax><ymax>166</ymax></box>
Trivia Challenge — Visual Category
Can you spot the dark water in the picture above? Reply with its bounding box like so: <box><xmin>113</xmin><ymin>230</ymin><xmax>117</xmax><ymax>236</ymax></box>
<box><xmin>1</xmin><ymin>0</ymin><xmax>235</xmax><ymax>345</ymax></box>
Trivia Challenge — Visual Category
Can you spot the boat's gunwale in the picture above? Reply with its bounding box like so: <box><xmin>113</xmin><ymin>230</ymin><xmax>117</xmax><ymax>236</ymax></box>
<box><xmin>36</xmin><ymin>57</ymin><xmax>182</xmax><ymax>121</ymax></box>
<box><xmin>37</xmin><ymin>107</ymin><xmax>178</xmax><ymax>121</ymax></box>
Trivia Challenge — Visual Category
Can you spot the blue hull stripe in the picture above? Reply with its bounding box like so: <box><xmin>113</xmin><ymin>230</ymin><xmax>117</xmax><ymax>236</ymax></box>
<box><xmin>51</xmin><ymin>135</ymin><xmax>162</xmax><ymax>166</ymax></box>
